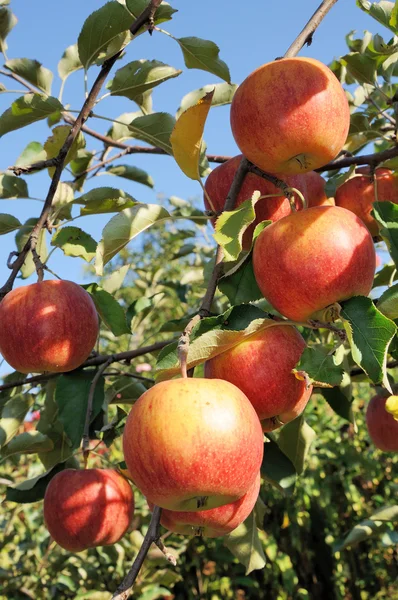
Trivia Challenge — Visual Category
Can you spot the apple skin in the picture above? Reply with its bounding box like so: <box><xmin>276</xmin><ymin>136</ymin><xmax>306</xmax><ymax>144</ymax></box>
<box><xmin>296</xmin><ymin>171</ymin><xmax>334</xmax><ymax>208</ymax></box>
<box><xmin>150</xmin><ymin>472</ymin><xmax>260</xmax><ymax>538</ymax></box>
<box><xmin>0</xmin><ymin>280</ymin><xmax>99</xmax><ymax>373</ymax></box>
<box><xmin>205</xmin><ymin>325</ymin><xmax>312</xmax><ymax>432</ymax></box>
<box><xmin>230</xmin><ymin>57</ymin><xmax>350</xmax><ymax>175</ymax></box>
<box><xmin>366</xmin><ymin>395</ymin><xmax>398</xmax><ymax>452</ymax></box>
<box><xmin>204</xmin><ymin>155</ymin><xmax>306</xmax><ymax>248</ymax></box>
<box><xmin>43</xmin><ymin>469</ymin><xmax>134</xmax><ymax>552</ymax></box>
<box><xmin>335</xmin><ymin>168</ymin><xmax>398</xmax><ymax>236</ymax></box>
<box><xmin>253</xmin><ymin>206</ymin><xmax>376</xmax><ymax>322</ymax></box>
<box><xmin>122</xmin><ymin>378</ymin><xmax>264</xmax><ymax>512</ymax></box>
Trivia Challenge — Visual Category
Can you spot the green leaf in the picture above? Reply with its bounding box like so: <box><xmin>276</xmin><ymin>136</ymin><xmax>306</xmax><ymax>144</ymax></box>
<box><xmin>1</xmin><ymin>431</ymin><xmax>53</xmax><ymax>457</ymax></box>
<box><xmin>69</xmin><ymin>149</ymin><xmax>96</xmax><ymax>192</ymax></box>
<box><xmin>74</xmin><ymin>187</ymin><xmax>136</xmax><ymax>215</ymax></box>
<box><xmin>176</xmin><ymin>82</ymin><xmax>237</xmax><ymax>117</ymax></box>
<box><xmin>0</xmin><ymin>6</ymin><xmax>17</xmax><ymax>55</ymax></box>
<box><xmin>77</xmin><ymin>2</ymin><xmax>133</xmax><ymax>69</ymax></box>
<box><xmin>224</xmin><ymin>511</ymin><xmax>266</xmax><ymax>575</ymax></box>
<box><xmin>357</xmin><ymin>0</ymin><xmax>397</xmax><ymax>33</ymax></box>
<box><xmin>294</xmin><ymin>346</ymin><xmax>344</xmax><ymax>387</ymax></box>
<box><xmin>0</xmin><ymin>94</ymin><xmax>64</xmax><ymax>137</ymax></box>
<box><xmin>341</xmin><ymin>52</ymin><xmax>377</xmax><ymax>84</ymax></box>
<box><xmin>261</xmin><ymin>438</ymin><xmax>297</xmax><ymax>496</ymax></box>
<box><xmin>125</xmin><ymin>0</ymin><xmax>177</xmax><ymax>26</ymax></box>
<box><xmin>85</xmin><ymin>283</ymin><xmax>130</xmax><ymax>336</ymax></box>
<box><xmin>277</xmin><ymin>416</ymin><xmax>316</xmax><ymax>475</ymax></box>
<box><xmin>0</xmin><ymin>172</ymin><xmax>28</xmax><ymax>198</ymax></box>
<box><xmin>321</xmin><ymin>386</ymin><xmax>355</xmax><ymax>423</ymax></box>
<box><xmin>373</xmin><ymin>262</ymin><xmax>397</xmax><ymax>288</ymax></box>
<box><xmin>102</xmin><ymin>265</ymin><xmax>130</xmax><ymax>294</ymax></box>
<box><xmin>106</xmin><ymin>111</ymin><xmax>142</xmax><ymax>142</ymax></box>
<box><xmin>176</xmin><ymin>36</ymin><xmax>231</xmax><ymax>83</ymax></box>
<box><xmin>219</xmin><ymin>255</ymin><xmax>263</xmax><ymax>304</ymax></box>
<box><xmin>105</xmin><ymin>164</ymin><xmax>154</xmax><ymax>188</ymax></box>
<box><xmin>5</xmin><ymin>58</ymin><xmax>53</xmax><ymax>94</ymax></box>
<box><xmin>127</xmin><ymin>112</ymin><xmax>176</xmax><ymax>155</ymax></box>
<box><xmin>214</xmin><ymin>195</ymin><xmax>260</xmax><ymax>262</ymax></box>
<box><xmin>335</xmin><ymin>504</ymin><xmax>398</xmax><ymax>550</ymax></box>
<box><xmin>5</xmin><ymin>461</ymin><xmax>67</xmax><ymax>504</ymax></box>
<box><xmin>106</xmin><ymin>377</ymin><xmax>147</xmax><ymax>405</ymax></box>
<box><xmin>55</xmin><ymin>371</ymin><xmax>105</xmax><ymax>450</ymax></box>
<box><xmin>44</xmin><ymin>125</ymin><xmax>85</xmax><ymax>177</ymax></box>
<box><xmin>51</xmin><ymin>182</ymin><xmax>75</xmax><ymax>221</ymax></box>
<box><xmin>0</xmin><ymin>394</ymin><xmax>33</xmax><ymax>448</ymax></box>
<box><xmin>340</xmin><ymin>296</ymin><xmax>397</xmax><ymax>390</ymax></box>
<box><xmin>377</xmin><ymin>283</ymin><xmax>398</xmax><ymax>319</ymax></box>
<box><xmin>0</xmin><ymin>213</ymin><xmax>21</xmax><ymax>234</ymax></box>
<box><xmin>15</xmin><ymin>141</ymin><xmax>47</xmax><ymax>170</ymax></box>
<box><xmin>51</xmin><ymin>226</ymin><xmax>97</xmax><ymax>262</ymax></box>
<box><xmin>373</xmin><ymin>201</ymin><xmax>398</xmax><ymax>269</ymax></box>
<box><xmin>58</xmin><ymin>43</ymin><xmax>83</xmax><ymax>81</ymax></box>
<box><xmin>15</xmin><ymin>217</ymin><xmax>48</xmax><ymax>279</ymax></box>
<box><xmin>107</xmin><ymin>59</ymin><xmax>181</xmax><ymax>110</ymax></box>
<box><xmin>95</xmin><ymin>204</ymin><xmax>171</xmax><ymax>275</ymax></box>
<box><xmin>390</xmin><ymin>0</ymin><xmax>398</xmax><ymax>29</ymax></box>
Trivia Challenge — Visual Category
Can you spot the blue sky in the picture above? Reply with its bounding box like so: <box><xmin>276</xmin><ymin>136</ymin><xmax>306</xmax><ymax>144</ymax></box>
<box><xmin>0</xmin><ymin>0</ymin><xmax>385</xmax><ymax>295</ymax></box>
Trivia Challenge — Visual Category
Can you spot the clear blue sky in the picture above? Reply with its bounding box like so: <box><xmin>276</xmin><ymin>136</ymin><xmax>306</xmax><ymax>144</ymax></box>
<box><xmin>0</xmin><ymin>1</ymin><xmax>386</xmax><ymax>299</ymax></box>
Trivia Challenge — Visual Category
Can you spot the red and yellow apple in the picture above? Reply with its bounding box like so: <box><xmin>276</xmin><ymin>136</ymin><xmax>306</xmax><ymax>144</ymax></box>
<box><xmin>152</xmin><ymin>472</ymin><xmax>260</xmax><ymax>537</ymax></box>
<box><xmin>366</xmin><ymin>394</ymin><xmax>398</xmax><ymax>452</ymax></box>
<box><xmin>43</xmin><ymin>469</ymin><xmax>134</xmax><ymax>552</ymax></box>
<box><xmin>123</xmin><ymin>378</ymin><xmax>264</xmax><ymax>511</ymax></box>
<box><xmin>335</xmin><ymin>167</ymin><xmax>398</xmax><ymax>236</ymax></box>
<box><xmin>0</xmin><ymin>280</ymin><xmax>99</xmax><ymax>373</ymax></box>
<box><xmin>253</xmin><ymin>206</ymin><xmax>376</xmax><ymax>322</ymax></box>
<box><xmin>230</xmin><ymin>57</ymin><xmax>350</xmax><ymax>175</ymax></box>
<box><xmin>205</xmin><ymin>325</ymin><xmax>312</xmax><ymax>431</ymax></box>
<box><xmin>296</xmin><ymin>171</ymin><xmax>334</xmax><ymax>208</ymax></box>
<box><xmin>204</xmin><ymin>155</ymin><xmax>306</xmax><ymax>248</ymax></box>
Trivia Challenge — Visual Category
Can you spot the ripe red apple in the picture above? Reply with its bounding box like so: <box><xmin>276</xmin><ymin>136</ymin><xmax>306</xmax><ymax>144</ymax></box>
<box><xmin>43</xmin><ymin>469</ymin><xmax>134</xmax><ymax>552</ymax></box>
<box><xmin>296</xmin><ymin>171</ymin><xmax>334</xmax><ymax>208</ymax></box>
<box><xmin>204</xmin><ymin>155</ymin><xmax>306</xmax><ymax>248</ymax></box>
<box><xmin>205</xmin><ymin>325</ymin><xmax>312</xmax><ymax>432</ymax></box>
<box><xmin>366</xmin><ymin>394</ymin><xmax>398</xmax><ymax>452</ymax></box>
<box><xmin>230</xmin><ymin>57</ymin><xmax>350</xmax><ymax>175</ymax></box>
<box><xmin>0</xmin><ymin>280</ymin><xmax>99</xmax><ymax>373</ymax></box>
<box><xmin>123</xmin><ymin>378</ymin><xmax>264</xmax><ymax>511</ymax></box>
<box><xmin>152</xmin><ymin>472</ymin><xmax>260</xmax><ymax>537</ymax></box>
<box><xmin>335</xmin><ymin>167</ymin><xmax>398</xmax><ymax>236</ymax></box>
<box><xmin>253</xmin><ymin>206</ymin><xmax>376</xmax><ymax>322</ymax></box>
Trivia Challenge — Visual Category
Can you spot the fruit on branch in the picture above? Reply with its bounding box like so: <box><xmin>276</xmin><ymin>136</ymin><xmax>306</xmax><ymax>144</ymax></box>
<box><xmin>43</xmin><ymin>469</ymin><xmax>134</xmax><ymax>552</ymax></box>
<box><xmin>0</xmin><ymin>280</ymin><xmax>99</xmax><ymax>373</ymax></box>
<box><xmin>204</xmin><ymin>155</ymin><xmax>305</xmax><ymax>248</ymax></box>
<box><xmin>366</xmin><ymin>394</ymin><xmax>398</xmax><ymax>452</ymax></box>
<box><xmin>205</xmin><ymin>325</ymin><xmax>312</xmax><ymax>432</ymax></box>
<box><xmin>296</xmin><ymin>171</ymin><xmax>334</xmax><ymax>208</ymax></box>
<box><xmin>150</xmin><ymin>472</ymin><xmax>261</xmax><ymax>537</ymax></box>
<box><xmin>230</xmin><ymin>57</ymin><xmax>350</xmax><ymax>175</ymax></box>
<box><xmin>253</xmin><ymin>206</ymin><xmax>376</xmax><ymax>322</ymax></box>
<box><xmin>123</xmin><ymin>378</ymin><xmax>264</xmax><ymax>511</ymax></box>
<box><xmin>335</xmin><ymin>167</ymin><xmax>398</xmax><ymax>236</ymax></box>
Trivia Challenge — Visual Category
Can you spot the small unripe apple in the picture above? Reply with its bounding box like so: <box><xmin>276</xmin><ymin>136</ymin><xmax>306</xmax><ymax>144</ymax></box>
<box><xmin>366</xmin><ymin>394</ymin><xmax>398</xmax><ymax>452</ymax></box>
<box><xmin>230</xmin><ymin>57</ymin><xmax>350</xmax><ymax>175</ymax></box>
<box><xmin>43</xmin><ymin>469</ymin><xmax>134</xmax><ymax>552</ymax></box>
<box><xmin>335</xmin><ymin>167</ymin><xmax>398</xmax><ymax>236</ymax></box>
<box><xmin>0</xmin><ymin>280</ymin><xmax>99</xmax><ymax>373</ymax></box>
<box><xmin>205</xmin><ymin>325</ymin><xmax>312</xmax><ymax>431</ymax></box>
<box><xmin>253</xmin><ymin>206</ymin><xmax>376</xmax><ymax>322</ymax></box>
<box><xmin>123</xmin><ymin>378</ymin><xmax>264</xmax><ymax>511</ymax></box>
<box><xmin>152</xmin><ymin>472</ymin><xmax>260</xmax><ymax>537</ymax></box>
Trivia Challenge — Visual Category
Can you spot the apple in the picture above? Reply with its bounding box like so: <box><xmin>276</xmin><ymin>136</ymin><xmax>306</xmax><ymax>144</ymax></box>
<box><xmin>253</xmin><ymin>206</ymin><xmax>376</xmax><ymax>322</ymax></box>
<box><xmin>335</xmin><ymin>167</ymin><xmax>398</xmax><ymax>236</ymax></box>
<box><xmin>43</xmin><ymin>469</ymin><xmax>134</xmax><ymax>552</ymax></box>
<box><xmin>204</xmin><ymin>155</ymin><xmax>306</xmax><ymax>248</ymax></box>
<box><xmin>151</xmin><ymin>472</ymin><xmax>260</xmax><ymax>537</ymax></box>
<box><xmin>0</xmin><ymin>280</ymin><xmax>99</xmax><ymax>373</ymax></box>
<box><xmin>296</xmin><ymin>171</ymin><xmax>334</xmax><ymax>208</ymax></box>
<box><xmin>123</xmin><ymin>378</ymin><xmax>264</xmax><ymax>511</ymax></box>
<box><xmin>204</xmin><ymin>325</ymin><xmax>312</xmax><ymax>431</ymax></box>
<box><xmin>230</xmin><ymin>57</ymin><xmax>350</xmax><ymax>175</ymax></box>
<box><xmin>366</xmin><ymin>394</ymin><xmax>398</xmax><ymax>452</ymax></box>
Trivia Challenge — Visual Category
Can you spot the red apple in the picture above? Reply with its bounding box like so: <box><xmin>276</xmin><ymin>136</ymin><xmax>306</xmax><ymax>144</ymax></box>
<box><xmin>296</xmin><ymin>171</ymin><xmax>334</xmax><ymax>208</ymax></box>
<box><xmin>152</xmin><ymin>472</ymin><xmax>260</xmax><ymax>537</ymax></box>
<box><xmin>204</xmin><ymin>155</ymin><xmax>306</xmax><ymax>248</ymax></box>
<box><xmin>123</xmin><ymin>378</ymin><xmax>264</xmax><ymax>511</ymax></box>
<box><xmin>366</xmin><ymin>394</ymin><xmax>398</xmax><ymax>452</ymax></box>
<box><xmin>335</xmin><ymin>167</ymin><xmax>398</xmax><ymax>236</ymax></box>
<box><xmin>253</xmin><ymin>206</ymin><xmax>376</xmax><ymax>322</ymax></box>
<box><xmin>230</xmin><ymin>57</ymin><xmax>350</xmax><ymax>175</ymax></box>
<box><xmin>43</xmin><ymin>469</ymin><xmax>134</xmax><ymax>552</ymax></box>
<box><xmin>0</xmin><ymin>280</ymin><xmax>99</xmax><ymax>373</ymax></box>
<box><xmin>205</xmin><ymin>325</ymin><xmax>312</xmax><ymax>431</ymax></box>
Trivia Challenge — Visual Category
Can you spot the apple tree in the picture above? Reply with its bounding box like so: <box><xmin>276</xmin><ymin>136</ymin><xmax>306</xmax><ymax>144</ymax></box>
<box><xmin>0</xmin><ymin>0</ymin><xmax>397</xmax><ymax>598</ymax></box>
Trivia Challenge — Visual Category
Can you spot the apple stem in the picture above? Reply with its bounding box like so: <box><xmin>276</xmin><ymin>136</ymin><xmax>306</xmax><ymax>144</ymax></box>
<box><xmin>178</xmin><ymin>314</ymin><xmax>201</xmax><ymax>378</ymax></box>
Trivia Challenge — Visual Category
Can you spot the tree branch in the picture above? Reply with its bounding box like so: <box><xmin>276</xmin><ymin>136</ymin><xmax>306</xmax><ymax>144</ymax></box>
<box><xmin>316</xmin><ymin>144</ymin><xmax>398</xmax><ymax>172</ymax></box>
<box><xmin>82</xmin><ymin>358</ymin><xmax>112</xmax><ymax>466</ymax></box>
<box><xmin>284</xmin><ymin>0</ymin><xmax>339</xmax><ymax>58</ymax></box>
<box><xmin>0</xmin><ymin>68</ymin><xmax>40</xmax><ymax>94</ymax></box>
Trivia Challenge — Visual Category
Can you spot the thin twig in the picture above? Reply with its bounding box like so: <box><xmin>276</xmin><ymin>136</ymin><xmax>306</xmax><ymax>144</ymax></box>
<box><xmin>316</xmin><ymin>144</ymin><xmax>398</xmax><ymax>172</ymax></box>
<box><xmin>284</xmin><ymin>0</ymin><xmax>339</xmax><ymax>58</ymax></box>
<box><xmin>350</xmin><ymin>360</ymin><xmax>398</xmax><ymax>377</ymax></box>
<box><xmin>82</xmin><ymin>358</ymin><xmax>112</xmax><ymax>466</ymax></box>
<box><xmin>0</xmin><ymin>68</ymin><xmax>39</xmax><ymax>94</ymax></box>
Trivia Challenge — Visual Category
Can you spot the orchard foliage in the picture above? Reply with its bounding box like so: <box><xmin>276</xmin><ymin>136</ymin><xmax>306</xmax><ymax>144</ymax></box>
<box><xmin>0</xmin><ymin>0</ymin><xmax>397</xmax><ymax>599</ymax></box>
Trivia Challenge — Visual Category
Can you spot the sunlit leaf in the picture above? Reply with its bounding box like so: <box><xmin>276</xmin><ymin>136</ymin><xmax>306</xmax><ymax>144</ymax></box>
<box><xmin>5</xmin><ymin>58</ymin><xmax>53</xmax><ymax>94</ymax></box>
<box><xmin>0</xmin><ymin>94</ymin><xmax>63</xmax><ymax>137</ymax></box>
<box><xmin>0</xmin><ymin>213</ymin><xmax>21</xmax><ymax>234</ymax></box>
<box><xmin>277</xmin><ymin>416</ymin><xmax>316</xmax><ymax>475</ymax></box>
<box><xmin>224</xmin><ymin>511</ymin><xmax>266</xmax><ymax>574</ymax></box>
<box><xmin>176</xmin><ymin>36</ymin><xmax>231</xmax><ymax>83</ymax></box>
<box><xmin>51</xmin><ymin>226</ymin><xmax>97</xmax><ymax>262</ymax></box>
